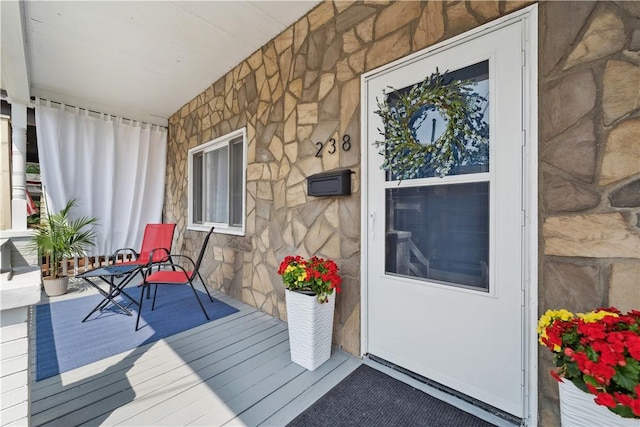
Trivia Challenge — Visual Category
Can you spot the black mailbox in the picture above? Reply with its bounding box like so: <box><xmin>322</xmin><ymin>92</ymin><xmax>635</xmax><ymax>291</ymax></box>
<box><xmin>307</xmin><ymin>169</ymin><xmax>352</xmax><ymax>197</ymax></box>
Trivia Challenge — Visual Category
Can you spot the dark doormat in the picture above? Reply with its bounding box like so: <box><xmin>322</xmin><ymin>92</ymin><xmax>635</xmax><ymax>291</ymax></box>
<box><xmin>287</xmin><ymin>364</ymin><xmax>495</xmax><ymax>427</ymax></box>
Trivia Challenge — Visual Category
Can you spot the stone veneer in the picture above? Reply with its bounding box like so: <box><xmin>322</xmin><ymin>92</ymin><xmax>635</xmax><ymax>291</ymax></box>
<box><xmin>539</xmin><ymin>1</ymin><xmax>640</xmax><ymax>425</ymax></box>
<box><xmin>165</xmin><ymin>0</ymin><xmax>534</xmax><ymax>357</ymax></box>
<box><xmin>165</xmin><ymin>1</ymin><xmax>639</xmax><ymax>425</ymax></box>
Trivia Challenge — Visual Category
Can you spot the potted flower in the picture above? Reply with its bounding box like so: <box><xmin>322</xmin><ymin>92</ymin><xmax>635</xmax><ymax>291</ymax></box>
<box><xmin>31</xmin><ymin>199</ymin><xmax>98</xmax><ymax>296</ymax></box>
<box><xmin>537</xmin><ymin>307</ymin><xmax>640</xmax><ymax>425</ymax></box>
<box><xmin>277</xmin><ymin>255</ymin><xmax>342</xmax><ymax>370</ymax></box>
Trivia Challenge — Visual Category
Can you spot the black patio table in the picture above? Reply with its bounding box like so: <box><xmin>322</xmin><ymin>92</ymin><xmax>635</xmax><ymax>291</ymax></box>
<box><xmin>77</xmin><ymin>264</ymin><xmax>142</xmax><ymax>322</ymax></box>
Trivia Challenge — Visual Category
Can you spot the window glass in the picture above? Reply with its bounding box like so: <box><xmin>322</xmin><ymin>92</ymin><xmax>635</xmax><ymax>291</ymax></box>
<box><xmin>382</xmin><ymin>61</ymin><xmax>491</xmax><ymax>291</ymax></box>
<box><xmin>230</xmin><ymin>137</ymin><xmax>243</xmax><ymax>227</ymax></box>
<box><xmin>385</xmin><ymin>182</ymin><xmax>489</xmax><ymax>291</ymax></box>
<box><xmin>189</xmin><ymin>128</ymin><xmax>246</xmax><ymax>234</ymax></box>
<box><xmin>385</xmin><ymin>61</ymin><xmax>489</xmax><ymax>181</ymax></box>
<box><xmin>206</xmin><ymin>146</ymin><xmax>229</xmax><ymax>223</ymax></box>
<box><xmin>192</xmin><ymin>152</ymin><xmax>203</xmax><ymax>224</ymax></box>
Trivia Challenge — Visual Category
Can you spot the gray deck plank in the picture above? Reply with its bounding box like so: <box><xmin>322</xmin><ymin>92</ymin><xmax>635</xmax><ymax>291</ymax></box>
<box><xmin>49</xmin><ymin>328</ymin><xmax>290</xmax><ymax>427</ymax></box>
<box><xmin>118</xmin><ymin>342</ymin><xmax>294</xmax><ymax>426</ymax></box>
<box><xmin>188</xmin><ymin>360</ymin><xmax>308</xmax><ymax>426</ymax></box>
<box><xmin>153</xmin><ymin>348</ymin><xmax>295</xmax><ymax>426</ymax></box>
<box><xmin>31</xmin><ymin>291</ymin><xmax>255</xmax><ymax>394</ymax></box>
<box><xmin>32</xmin><ymin>309</ymin><xmax>266</xmax><ymax>408</ymax></box>
<box><xmin>259</xmin><ymin>355</ymin><xmax>362</xmax><ymax>426</ymax></box>
<box><xmin>34</xmin><ymin>327</ymin><xmax>282</xmax><ymax>424</ymax></box>
<box><xmin>30</xmin><ymin>288</ymin><xmax>362</xmax><ymax>427</ymax></box>
<box><xmin>32</xmin><ymin>312</ymin><xmax>266</xmax><ymax>404</ymax></box>
<box><xmin>225</xmin><ymin>350</ymin><xmax>353</xmax><ymax>426</ymax></box>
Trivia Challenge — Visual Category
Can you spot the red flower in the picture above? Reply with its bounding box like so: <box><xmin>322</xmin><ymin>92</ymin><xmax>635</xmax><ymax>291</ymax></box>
<box><xmin>594</xmin><ymin>392</ymin><xmax>617</xmax><ymax>408</ymax></box>
<box><xmin>277</xmin><ymin>255</ymin><xmax>342</xmax><ymax>303</ymax></box>
<box><xmin>538</xmin><ymin>307</ymin><xmax>640</xmax><ymax>419</ymax></box>
<box><xmin>614</xmin><ymin>392</ymin><xmax>633</xmax><ymax>407</ymax></box>
<box><xmin>550</xmin><ymin>370</ymin><xmax>563</xmax><ymax>383</ymax></box>
<box><xmin>578</xmin><ymin>322</ymin><xmax>607</xmax><ymax>341</ymax></box>
<box><xmin>627</xmin><ymin>334</ymin><xmax>640</xmax><ymax>360</ymax></box>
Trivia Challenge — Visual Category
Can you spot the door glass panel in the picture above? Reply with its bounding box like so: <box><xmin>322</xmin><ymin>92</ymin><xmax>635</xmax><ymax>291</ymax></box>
<box><xmin>385</xmin><ymin>182</ymin><xmax>489</xmax><ymax>291</ymax></box>
<box><xmin>385</xmin><ymin>61</ymin><xmax>489</xmax><ymax>181</ymax></box>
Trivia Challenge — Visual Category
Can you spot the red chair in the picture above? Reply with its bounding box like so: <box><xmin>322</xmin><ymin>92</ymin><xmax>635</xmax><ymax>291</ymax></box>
<box><xmin>136</xmin><ymin>227</ymin><xmax>215</xmax><ymax>331</ymax></box>
<box><xmin>112</xmin><ymin>223</ymin><xmax>176</xmax><ymax>268</ymax></box>
<box><xmin>84</xmin><ymin>223</ymin><xmax>176</xmax><ymax>320</ymax></box>
<box><xmin>110</xmin><ymin>223</ymin><xmax>176</xmax><ymax>286</ymax></box>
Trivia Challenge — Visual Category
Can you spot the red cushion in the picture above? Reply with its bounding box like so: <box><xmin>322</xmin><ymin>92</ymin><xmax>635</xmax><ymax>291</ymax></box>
<box><xmin>145</xmin><ymin>270</ymin><xmax>194</xmax><ymax>284</ymax></box>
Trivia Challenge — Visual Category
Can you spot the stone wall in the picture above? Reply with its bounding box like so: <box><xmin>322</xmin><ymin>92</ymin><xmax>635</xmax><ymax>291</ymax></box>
<box><xmin>165</xmin><ymin>0</ymin><xmax>639</xmax><ymax>423</ymax></box>
<box><xmin>166</xmin><ymin>0</ymin><xmax>531</xmax><ymax>357</ymax></box>
<box><xmin>539</xmin><ymin>1</ymin><xmax>640</xmax><ymax>425</ymax></box>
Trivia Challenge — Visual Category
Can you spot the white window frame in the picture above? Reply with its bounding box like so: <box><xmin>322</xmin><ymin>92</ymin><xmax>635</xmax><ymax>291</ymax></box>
<box><xmin>188</xmin><ymin>127</ymin><xmax>247</xmax><ymax>236</ymax></box>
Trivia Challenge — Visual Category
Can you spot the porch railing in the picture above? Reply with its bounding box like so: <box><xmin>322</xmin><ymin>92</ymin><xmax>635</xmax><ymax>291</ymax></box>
<box><xmin>40</xmin><ymin>253</ymin><xmax>138</xmax><ymax>278</ymax></box>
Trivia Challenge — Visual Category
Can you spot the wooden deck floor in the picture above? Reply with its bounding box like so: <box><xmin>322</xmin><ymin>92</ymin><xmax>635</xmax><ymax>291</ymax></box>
<box><xmin>29</xmin><ymin>286</ymin><xmax>362</xmax><ymax>426</ymax></box>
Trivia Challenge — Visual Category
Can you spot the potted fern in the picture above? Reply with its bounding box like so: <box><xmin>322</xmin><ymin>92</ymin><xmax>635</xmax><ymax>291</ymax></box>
<box><xmin>31</xmin><ymin>199</ymin><xmax>98</xmax><ymax>296</ymax></box>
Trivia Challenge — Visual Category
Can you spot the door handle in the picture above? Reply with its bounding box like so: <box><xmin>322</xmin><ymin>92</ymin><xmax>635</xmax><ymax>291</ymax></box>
<box><xmin>369</xmin><ymin>211</ymin><xmax>375</xmax><ymax>240</ymax></box>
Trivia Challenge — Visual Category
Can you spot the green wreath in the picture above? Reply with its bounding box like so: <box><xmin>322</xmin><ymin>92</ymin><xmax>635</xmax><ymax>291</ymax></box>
<box><xmin>374</xmin><ymin>69</ymin><xmax>489</xmax><ymax>179</ymax></box>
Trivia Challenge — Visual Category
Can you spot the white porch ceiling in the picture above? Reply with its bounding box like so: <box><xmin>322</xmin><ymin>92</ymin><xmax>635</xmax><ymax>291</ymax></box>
<box><xmin>1</xmin><ymin>1</ymin><xmax>321</xmax><ymax>126</ymax></box>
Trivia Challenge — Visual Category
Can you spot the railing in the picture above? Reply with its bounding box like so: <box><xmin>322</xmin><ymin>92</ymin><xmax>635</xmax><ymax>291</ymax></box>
<box><xmin>40</xmin><ymin>253</ymin><xmax>138</xmax><ymax>278</ymax></box>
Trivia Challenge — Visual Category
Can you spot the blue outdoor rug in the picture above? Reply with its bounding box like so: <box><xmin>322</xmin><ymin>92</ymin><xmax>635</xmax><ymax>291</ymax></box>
<box><xmin>35</xmin><ymin>285</ymin><xmax>239</xmax><ymax>381</ymax></box>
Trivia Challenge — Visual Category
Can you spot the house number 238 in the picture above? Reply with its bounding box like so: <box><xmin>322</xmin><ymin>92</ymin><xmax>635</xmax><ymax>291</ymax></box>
<box><xmin>315</xmin><ymin>135</ymin><xmax>352</xmax><ymax>157</ymax></box>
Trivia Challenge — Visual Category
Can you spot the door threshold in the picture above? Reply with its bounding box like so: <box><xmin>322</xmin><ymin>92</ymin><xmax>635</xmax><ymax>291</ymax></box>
<box><xmin>365</xmin><ymin>355</ymin><xmax>523</xmax><ymax>427</ymax></box>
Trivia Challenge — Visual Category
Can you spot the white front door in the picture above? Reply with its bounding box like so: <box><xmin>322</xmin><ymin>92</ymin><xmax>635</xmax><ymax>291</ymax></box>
<box><xmin>364</xmin><ymin>20</ymin><xmax>526</xmax><ymax>417</ymax></box>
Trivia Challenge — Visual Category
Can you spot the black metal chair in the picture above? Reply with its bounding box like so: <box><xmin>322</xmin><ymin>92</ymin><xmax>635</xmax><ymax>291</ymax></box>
<box><xmin>135</xmin><ymin>227</ymin><xmax>215</xmax><ymax>331</ymax></box>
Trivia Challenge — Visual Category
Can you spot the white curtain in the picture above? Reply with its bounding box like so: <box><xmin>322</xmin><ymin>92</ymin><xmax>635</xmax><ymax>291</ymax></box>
<box><xmin>35</xmin><ymin>100</ymin><xmax>168</xmax><ymax>256</ymax></box>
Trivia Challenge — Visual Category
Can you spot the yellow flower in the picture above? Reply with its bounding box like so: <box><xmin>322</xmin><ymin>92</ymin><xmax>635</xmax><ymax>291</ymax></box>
<box><xmin>537</xmin><ymin>309</ymin><xmax>573</xmax><ymax>332</ymax></box>
<box><xmin>285</xmin><ymin>265</ymin><xmax>296</xmax><ymax>274</ymax></box>
<box><xmin>536</xmin><ymin>309</ymin><xmax>574</xmax><ymax>348</ymax></box>
<box><xmin>578</xmin><ymin>310</ymin><xmax>618</xmax><ymax>323</ymax></box>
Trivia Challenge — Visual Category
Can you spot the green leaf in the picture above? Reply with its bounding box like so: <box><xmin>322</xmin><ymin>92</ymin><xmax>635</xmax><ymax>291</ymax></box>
<box><xmin>565</xmin><ymin>361</ymin><xmax>581</xmax><ymax>379</ymax></box>
<box><xmin>609</xmin><ymin>405</ymin><xmax>636</xmax><ymax>419</ymax></box>
<box><xmin>613</xmin><ymin>361</ymin><xmax>640</xmax><ymax>393</ymax></box>
<box><xmin>583</xmin><ymin>375</ymin><xmax>598</xmax><ymax>388</ymax></box>
<box><xmin>572</xmin><ymin>376</ymin><xmax>589</xmax><ymax>393</ymax></box>
<box><xmin>624</xmin><ymin>357</ymin><xmax>640</xmax><ymax>376</ymax></box>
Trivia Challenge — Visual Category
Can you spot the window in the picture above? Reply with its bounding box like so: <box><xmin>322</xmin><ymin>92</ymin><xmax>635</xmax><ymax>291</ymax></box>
<box><xmin>188</xmin><ymin>128</ymin><xmax>246</xmax><ymax>235</ymax></box>
<box><xmin>384</xmin><ymin>61</ymin><xmax>491</xmax><ymax>291</ymax></box>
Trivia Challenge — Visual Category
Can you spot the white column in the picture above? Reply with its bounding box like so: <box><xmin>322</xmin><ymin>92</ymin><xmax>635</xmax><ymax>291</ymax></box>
<box><xmin>11</xmin><ymin>103</ymin><xmax>27</xmax><ymax>231</ymax></box>
<box><xmin>1</xmin><ymin>116</ymin><xmax>11</xmax><ymax>230</ymax></box>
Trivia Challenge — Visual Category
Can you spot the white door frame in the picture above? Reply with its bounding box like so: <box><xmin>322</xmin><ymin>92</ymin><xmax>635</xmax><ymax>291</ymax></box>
<box><xmin>359</xmin><ymin>5</ymin><xmax>538</xmax><ymax>425</ymax></box>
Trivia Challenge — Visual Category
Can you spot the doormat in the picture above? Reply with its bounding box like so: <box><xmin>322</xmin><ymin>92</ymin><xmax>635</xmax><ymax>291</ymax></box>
<box><xmin>288</xmin><ymin>365</ymin><xmax>495</xmax><ymax>427</ymax></box>
<box><xmin>35</xmin><ymin>285</ymin><xmax>238</xmax><ymax>381</ymax></box>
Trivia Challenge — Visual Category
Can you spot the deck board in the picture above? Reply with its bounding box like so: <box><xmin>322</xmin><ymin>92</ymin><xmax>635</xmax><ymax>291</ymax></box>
<box><xmin>258</xmin><ymin>356</ymin><xmax>362</xmax><ymax>426</ymax></box>
<box><xmin>30</xmin><ymin>288</ymin><xmax>362</xmax><ymax>426</ymax></box>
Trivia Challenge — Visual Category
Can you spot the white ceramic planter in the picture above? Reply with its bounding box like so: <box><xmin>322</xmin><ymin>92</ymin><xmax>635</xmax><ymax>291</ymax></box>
<box><xmin>285</xmin><ymin>290</ymin><xmax>335</xmax><ymax>371</ymax></box>
<box><xmin>558</xmin><ymin>379</ymin><xmax>639</xmax><ymax>427</ymax></box>
<box><xmin>42</xmin><ymin>276</ymin><xmax>69</xmax><ymax>297</ymax></box>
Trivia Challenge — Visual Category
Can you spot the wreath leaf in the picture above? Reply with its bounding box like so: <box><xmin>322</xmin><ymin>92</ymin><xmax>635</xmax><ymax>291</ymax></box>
<box><xmin>374</xmin><ymin>69</ymin><xmax>489</xmax><ymax>179</ymax></box>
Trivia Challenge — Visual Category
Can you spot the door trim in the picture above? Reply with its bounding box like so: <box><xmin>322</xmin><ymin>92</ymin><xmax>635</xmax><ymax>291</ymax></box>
<box><xmin>359</xmin><ymin>5</ymin><xmax>538</xmax><ymax>425</ymax></box>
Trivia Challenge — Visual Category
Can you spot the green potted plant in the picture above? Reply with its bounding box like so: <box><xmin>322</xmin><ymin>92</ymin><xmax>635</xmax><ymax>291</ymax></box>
<box><xmin>31</xmin><ymin>199</ymin><xmax>98</xmax><ymax>296</ymax></box>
